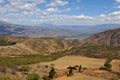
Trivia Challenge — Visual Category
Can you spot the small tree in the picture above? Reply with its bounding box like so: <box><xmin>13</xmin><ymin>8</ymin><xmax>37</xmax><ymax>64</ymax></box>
<box><xmin>100</xmin><ymin>57</ymin><xmax>112</xmax><ymax>71</ymax></box>
<box><xmin>78</xmin><ymin>65</ymin><xmax>82</xmax><ymax>72</ymax></box>
<box><xmin>48</xmin><ymin>67</ymin><xmax>56</xmax><ymax>80</ymax></box>
<box><xmin>67</xmin><ymin>66</ymin><xmax>76</xmax><ymax>77</ymax></box>
<box><xmin>28</xmin><ymin>73</ymin><xmax>40</xmax><ymax>80</ymax></box>
<box><xmin>104</xmin><ymin>58</ymin><xmax>112</xmax><ymax>68</ymax></box>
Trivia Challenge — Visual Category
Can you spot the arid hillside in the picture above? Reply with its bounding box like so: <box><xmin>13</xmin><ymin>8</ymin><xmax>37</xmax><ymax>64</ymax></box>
<box><xmin>64</xmin><ymin>28</ymin><xmax>120</xmax><ymax>59</ymax></box>
<box><xmin>0</xmin><ymin>35</ymin><xmax>77</xmax><ymax>56</ymax></box>
<box><xmin>0</xmin><ymin>28</ymin><xmax>120</xmax><ymax>58</ymax></box>
<box><xmin>83</xmin><ymin>28</ymin><xmax>120</xmax><ymax>46</ymax></box>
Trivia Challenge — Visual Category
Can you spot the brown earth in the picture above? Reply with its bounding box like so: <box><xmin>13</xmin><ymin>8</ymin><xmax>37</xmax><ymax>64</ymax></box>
<box><xmin>30</xmin><ymin>56</ymin><xmax>120</xmax><ymax>80</ymax></box>
<box><xmin>0</xmin><ymin>35</ymin><xmax>76</xmax><ymax>56</ymax></box>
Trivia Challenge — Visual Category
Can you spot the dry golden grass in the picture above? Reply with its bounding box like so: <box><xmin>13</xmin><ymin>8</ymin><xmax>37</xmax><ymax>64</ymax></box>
<box><xmin>111</xmin><ymin>60</ymin><xmax>120</xmax><ymax>72</ymax></box>
<box><xmin>40</xmin><ymin>56</ymin><xmax>120</xmax><ymax>72</ymax></box>
<box><xmin>54</xmin><ymin>73</ymin><xmax>104</xmax><ymax>80</ymax></box>
<box><xmin>38</xmin><ymin>56</ymin><xmax>120</xmax><ymax>80</ymax></box>
<box><xmin>40</xmin><ymin>56</ymin><xmax>106</xmax><ymax>70</ymax></box>
<box><xmin>0</xmin><ymin>56</ymin><xmax>119</xmax><ymax>80</ymax></box>
<box><xmin>0</xmin><ymin>38</ymin><xmax>73</xmax><ymax>56</ymax></box>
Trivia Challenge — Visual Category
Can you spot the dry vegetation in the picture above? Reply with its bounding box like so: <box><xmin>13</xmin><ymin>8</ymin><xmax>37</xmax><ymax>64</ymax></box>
<box><xmin>0</xmin><ymin>31</ymin><xmax>120</xmax><ymax>80</ymax></box>
<box><xmin>0</xmin><ymin>55</ymin><xmax>119</xmax><ymax>80</ymax></box>
<box><xmin>54</xmin><ymin>73</ymin><xmax>104</xmax><ymax>80</ymax></box>
<box><xmin>40</xmin><ymin>56</ymin><xmax>105</xmax><ymax>69</ymax></box>
<box><xmin>0</xmin><ymin>36</ymin><xmax>76</xmax><ymax>56</ymax></box>
<box><xmin>30</xmin><ymin>56</ymin><xmax>120</xmax><ymax>80</ymax></box>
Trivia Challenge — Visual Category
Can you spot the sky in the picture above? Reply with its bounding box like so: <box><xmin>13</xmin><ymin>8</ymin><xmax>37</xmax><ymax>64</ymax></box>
<box><xmin>0</xmin><ymin>0</ymin><xmax>120</xmax><ymax>26</ymax></box>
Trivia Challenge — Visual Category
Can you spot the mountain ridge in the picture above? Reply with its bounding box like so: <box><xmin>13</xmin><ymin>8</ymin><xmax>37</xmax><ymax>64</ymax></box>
<box><xmin>0</xmin><ymin>28</ymin><xmax>120</xmax><ymax>59</ymax></box>
<box><xmin>83</xmin><ymin>28</ymin><xmax>120</xmax><ymax>46</ymax></box>
<box><xmin>0</xmin><ymin>21</ymin><xmax>120</xmax><ymax>38</ymax></box>
<box><xmin>0</xmin><ymin>35</ymin><xmax>77</xmax><ymax>56</ymax></box>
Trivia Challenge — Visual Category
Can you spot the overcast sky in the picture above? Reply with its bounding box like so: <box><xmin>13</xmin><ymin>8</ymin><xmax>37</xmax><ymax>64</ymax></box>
<box><xmin>0</xmin><ymin>0</ymin><xmax>120</xmax><ymax>25</ymax></box>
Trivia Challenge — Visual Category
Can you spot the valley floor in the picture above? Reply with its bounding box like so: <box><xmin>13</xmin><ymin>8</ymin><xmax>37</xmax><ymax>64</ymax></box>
<box><xmin>0</xmin><ymin>55</ymin><xmax>119</xmax><ymax>80</ymax></box>
<box><xmin>30</xmin><ymin>56</ymin><xmax>120</xmax><ymax>80</ymax></box>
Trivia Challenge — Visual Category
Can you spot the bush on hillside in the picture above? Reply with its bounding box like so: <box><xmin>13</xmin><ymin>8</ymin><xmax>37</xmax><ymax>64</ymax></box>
<box><xmin>28</xmin><ymin>73</ymin><xmax>40</xmax><ymax>80</ymax></box>
<box><xmin>19</xmin><ymin>65</ymin><xmax>31</xmax><ymax>72</ymax></box>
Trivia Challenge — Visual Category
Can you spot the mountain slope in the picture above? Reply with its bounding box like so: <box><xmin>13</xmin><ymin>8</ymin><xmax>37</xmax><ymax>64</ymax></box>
<box><xmin>0</xmin><ymin>21</ymin><xmax>80</xmax><ymax>38</ymax></box>
<box><xmin>83</xmin><ymin>28</ymin><xmax>120</xmax><ymax>46</ymax></box>
<box><xmin>0</xmin><ymin>35</ymin><xmax>77</xmax><ymax>56</ymax></box>
<box><xmin>0</xmin><ymin>28</ymin><xmax>120</xmax><ymax>59</ymax></box>
<box><xmin>0</xmin><ymin>21</ymin><xmax>120</xmax><ymax>38</ymax></box>
<box><xmin>60</xmin><ymin>28</ymin><xmax>120</xmax><ymax>59</ymax></box>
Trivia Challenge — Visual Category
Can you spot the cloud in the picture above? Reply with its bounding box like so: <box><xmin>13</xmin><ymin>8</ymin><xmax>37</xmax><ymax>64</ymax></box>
<box><xmin>0</xmin><ymin>0</ymin><xmax>120</xmax><ymax>25</ymax></box>
<box><xmin>0</xmin><ymin>0</ymin><xmax>3</xmax><ymax>3</ymax></box>
<box><xmin>29</xmin><ymin>11</ymin><xmax>120</xmax><ymax>25</ymax></box>
<box><xmin>109</xmin><ymin>11</ymin><xmax>120</xmax><ymax>16</ymax></box>
<box><xmin>115</xmin><ymin>0</ymin><xmax>120</xmax><ymax>3</ymax></box>
<box><xmin>18</xmin><ymin>3</ymin><xmax>36</xmax><ymax>11</ymax></box>
<box><xmin>115</xmin><ymin>0</ymin><xmax>120</xmax><ymax>8</ymax></box>
<box><xmin>8</xmin><ymin>0</ymin><xmax>46</xmax><ymax>5</ymax></box>
<box><xmin>7</xmin><ymin>0</ymin><xmax>43</xmax><ymax>11</ymax></box>
<box><xmin>0</xmin><ymin>0</ymin><xmax>70</xmax><ymax>15</ymax></box>
<box><xmin>43</xmin><ymin>7</ymin><xmax>71</xmax><ymax>14</ymax></box>
<box><xmin>1</xmin><ymin>11</ymin><xmax>120</xmax><ymax>25</ymax></box>
<box><xmin>96</xmin><ymin>11</ymin><xmax>120</xmax><ymax>24</ymax></box>
<box><xmin>115</xmin><ymin>5</ymin><xmax>120</xmax><ymax>8</ymax></box>
<box><xmin>0</xmin><ymin>0</ymin><xmax>45</xmax><ymax>15</ymax></box>
<box><xmin>46</xmin><ymin>0</ymin><xmax>68</xmax><ymax>7</ymax></box>
<box><xmin>44</xmin><ymin>8</ymin><xmax>59</xmax><ymax>14</ymax></box>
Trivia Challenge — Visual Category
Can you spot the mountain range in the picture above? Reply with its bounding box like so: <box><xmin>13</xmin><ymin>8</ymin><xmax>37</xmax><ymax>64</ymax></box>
<box><xmin>0</xmin><ymin>21</ymin><xmax>120</xmax><ymax>38</ymax></box>
<box><xmin>0</xmin><ymin>28</ymin><xmax>119</xmax><ymax>58</ymax></box>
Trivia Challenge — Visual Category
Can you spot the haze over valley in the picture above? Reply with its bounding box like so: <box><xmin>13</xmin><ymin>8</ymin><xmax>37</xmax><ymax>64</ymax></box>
<box><xmin>0</xmin><ymin>21</ymin><xmax>120</xmax><ymax>38</ymax></box>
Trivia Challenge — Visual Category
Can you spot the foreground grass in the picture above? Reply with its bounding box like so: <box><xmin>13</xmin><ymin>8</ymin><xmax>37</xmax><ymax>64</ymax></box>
<box><xmin>0</xmin><ymin>54</ymin><xmax>61</xmax><ymax>67</ymax></box>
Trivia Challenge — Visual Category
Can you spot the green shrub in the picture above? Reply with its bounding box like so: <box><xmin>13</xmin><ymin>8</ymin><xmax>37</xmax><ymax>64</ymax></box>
<box><xmin>0</xmin><ymin>55</ymin><xmax>57</xmax><ymax>67</ymax></box>
<box><xmin>0</xmin><ymin>76</ymin><xmax>13</xmax><ymax>80</ymax></box>
<box><xmin>28</xmin><ymin>73</ymin><xmax>40</xmax><ymax>80</ymax></box>
<box><xmin>109</xmin><ymin>78</ymin><xmax>118</xmax><ymax>80</ymax></box>
<box><xmin>78</xmin><ymin>65</ymin><xmax>82</xmax><ymax>72</ymax></box>
<box><xmin>117</xmin><ymin>73</ymin><xmax>120</xmax><ymax>78</ymax></box>
<box><xmin>100</xmin><ymin>58</ymin><xmax>112</xmax><ymax>71</ymax></box>
<box><xmin>0</xmin><ymin>39</ymin><xmax>16</xmax><ymax>46</ymax></box>
<box><xmin>0</xmin><ymin>66</ymin><xmax>7</xmax><ymax>74</ymax></box>
<box><xmin>48</xmin><ymin>67</ymin><xmax>56</xmax><ymax>79</ymax></box>
<box><xmin>20</xmin><ymin>65</ymin><xmax>31</xmax><ymax>72</ymax></box>
<box><xmin>82</xmin><ymin>67</ymin><xmax>87</xmax><ymax>71</ymax></box>
<box><xmin>67</xmin><ymin>66</ymin><xmax>74</xmax><ymax>77</ymax></box>
<box><xmin>100</xmin><ymin>66</ymin><xmax>112</xmax><ymax>71</ymax></box>
<box><xmin>104</xmin><ymin>61</ymin><xmax>112</xmax><ymax>69</ymax></box>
